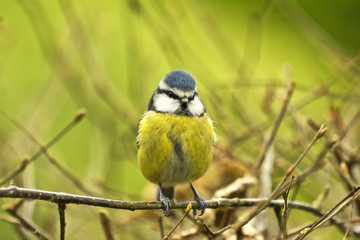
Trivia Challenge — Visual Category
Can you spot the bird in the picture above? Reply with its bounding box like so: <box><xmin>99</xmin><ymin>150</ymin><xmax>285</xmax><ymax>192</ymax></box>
<box><xmin>137</xmin><ymin>69</ymin><xmax>216</xmax><ymax>216</ymax></box>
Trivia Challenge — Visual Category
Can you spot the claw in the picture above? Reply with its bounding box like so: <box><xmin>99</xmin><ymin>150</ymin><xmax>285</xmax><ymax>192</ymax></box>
<box><xmin>190</xmin><ymin>182</ymin><xmax>207</xmax><ymax>218</ymax></box>
<box><xmin>159</xmin><ymin>195</ymin><xmax>171</xmax><ymax>217</ymax></box>
<box><xmin>157</xmin><ymin>184</ymin><xmax>172</xmax><ymax>216</ymax></box>
<box><xmin>194</xmin><ymin>194</ymin><xmax>206</xmax><ymax>216</ymax></box>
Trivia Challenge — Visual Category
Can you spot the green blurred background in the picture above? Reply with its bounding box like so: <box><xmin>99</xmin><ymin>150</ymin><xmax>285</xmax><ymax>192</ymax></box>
<box><xmin>1</xmin><ymin>0</ymin><xmax>360</xmax><ymax>239</ymax></box>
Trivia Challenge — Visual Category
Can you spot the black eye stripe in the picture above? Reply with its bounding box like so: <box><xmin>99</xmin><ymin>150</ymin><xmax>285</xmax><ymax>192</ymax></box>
<box><xmin>157</xmin><ymin>89</ymin><xmax>179</xmax><ymax>99</ymax></box>
<box><xmin>157</xmin><ymin>88</ymin><xmax>197</xmax><ymax>101</ymax></box>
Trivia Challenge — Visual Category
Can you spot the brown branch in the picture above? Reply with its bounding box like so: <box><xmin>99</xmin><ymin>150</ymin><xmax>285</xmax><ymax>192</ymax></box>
<box><xmin>0</xmin><ymin>214</ymin><xmax>30</xmax><ymax>240</ymax></box>
<box><xmin>287</xmin><ymin>217</ymin><xmax>360</xmax><ymax>239</ymax></box>
<box><xmin>278</xmin><ymin>109</ymin><xmax>360</xmax><ymax>199</ymax></box>
<box><xmin>57</xmin><ymin>0</ymin><xmax>138</xmax><ymax>130</ymax></box>
<box><xmin>99</xmin><ymin>211</ymin><xmax>115</xmax><ymax>240</ymax></box>
<box><xmin>0</xmin><ymin>158</ymin><xmax>29</xmax><ymax>187</ymax></box>
<box><xmin>232</xmin><ymin>125</ymin><xmax>326</xmax><ymax>231</ymax></box>
<box><xmin>275</xmin><ymin>134</ymin><xmax>334</xmax><ymax>198</ymax></box>
<box><xmin>252</xmin><ymin>81</ymin><xmax>296</xmax><ymax>176</ymax></box>
<box><xmin>162</xmin><ymin>203</ymin><xmax>192</xmax><ymax>240</ymax></box>
<box><xmin>3</xmin><ymin>109</ymin><xmax>93</xmax><ymax>195</ymax></box>
<box><xmin>293</xmin><ymin>186</ymin><xmax>360</xmax><ymax>240</ymax></box>
<box><xmin>2</xmin><ymin>185</ymin><xmax>360</xmax><ymax>238</ymax></box>
<box><xmin>3</xmin><ymin>199</ymin><xmax>52</xmax><ymax>240</ymax></box>
<box><xmin>282</xmin><ymin>175</ymin><xmax>295</xmax><ymax>240</ymax></box>
<box><xmin>0</xmin><ymin>185</ymin><xmax>334</xmax><ymax>216</ymax></box>
<box><xmin>342</xmin><ymin>191</ymin><xmax>356</xmax><ymax>240</ymax></box>
<box><xmin>0</xmin><ymin>110</ymin><xmax>86</xmax><ymax>187</ymax></box>
<box><xmin>4</xmin><ymin>108</ymin><xmax>93</xmax><ymax>195</ymax></box>
<box><xmin>58</xmin><ymin>203</ymin><xmax>66</xmax><ymax>240</ymax></box>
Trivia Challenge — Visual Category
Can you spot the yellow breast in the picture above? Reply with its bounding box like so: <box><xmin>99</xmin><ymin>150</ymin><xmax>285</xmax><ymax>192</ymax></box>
<box><xmin>137</xmin><ymin>111</ymin><xmax>215</xmax><ymax>186</ymax></box>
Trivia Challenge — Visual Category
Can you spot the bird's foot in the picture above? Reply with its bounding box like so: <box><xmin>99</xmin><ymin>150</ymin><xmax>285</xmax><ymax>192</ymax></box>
<box><xmin>194</xmin><ymin>194</ymin><xmax>206</xmax><ymax>217</ymax></box>
<box><xmin>190</xmin><ymin>182</ymin><xmax>207</xmax><ymax>218</ymax></box>
<box><xmin>159</xmin><ymin>194</ymin><xmax>171</xmax><ymax>217</ymax></box>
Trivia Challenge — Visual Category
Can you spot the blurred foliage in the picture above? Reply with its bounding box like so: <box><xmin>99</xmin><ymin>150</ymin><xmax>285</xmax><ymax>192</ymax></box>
<box><xmin>0</xmin><ymin>0</ymin><xmax>360</xmax><ymax>239</ymax></box>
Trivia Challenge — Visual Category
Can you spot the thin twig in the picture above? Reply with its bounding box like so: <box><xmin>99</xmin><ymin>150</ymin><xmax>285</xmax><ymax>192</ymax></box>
<box><xmin>162</xmin><ymin>203</ymin><xmax>192</xmax><ymax>240</ymax></box>
<box><xmin>99</xmin><ymin>210</ymin><xmax>115</xmax><ymax>240</ymax></box>
<box><xmin>184</xmin><ymin>216</ymin><xmax>217</xmax><ymax>238</ymax></box>
<box><xmin>338</xmin><ymin>110</ymin><xmax>360</xmax><ymax>141</ymax></box>
<box><xmin>282</xmin><ymin>175</ymin><xmax>295</xmax><ymax>240</ymax></box>
<box><xmin>293</xmin><ymin>186</ymin><xmax>360</xmax><ymax>240</ymax></box>
<box><xmin>233</xmin><ymin>125</ymin><xmax>326</xmax><ymax>230</ymax></box>
<box><xmin>273</xmin><ymin>206</ymin><xmax>283</xmax><ymax>238</ymax></box>
<box><xmin>0</xmin><ymin>158</ymin><xmax>29</xmax><ymax>187</ymax></box>
<box><xmin>287</xmin><ymin>217</ymin><xmax>360</xmax><ymax>239</ymax></box>
<box><xmin>0</xmin><ymin>109</ymin><xmax>93</xmax><ymax>195</ymax></box>
<box><xmin>58</xmin><ymin>203</ymin><xmax>66</xmax><ymax>240</ymax></box>
<box><xmin>0</xmin><ymin>214</ymin><xmax>30</xmax><ymax>240</ymax></box>
<box><xmin>278</xmin><ymin>109</ymin><xmax>360</xmax><ymax>197</ymax></box>
<box><xmin>3</xmin><ymin>200</ymin><xmax>52</xmax><ymax>240</ymax></box>
<box><xmin>343</xmin><ymin>186</ymin><xmax>356</xmax><ymax>240</ymax></box>
<box><xmin>313</xmin><ymin>184</ymin><xmax>331</xmax><ymax>209</ymax></box>
<box><xmin>275</xmin><ymin>129</ymin><xmax>332</xmax><ymax>198</ymax></box>
<box><xmin>0</xmin><ymin>110</ymin><xmax>86</xmax><ymax>187</ymax></box>
<box><xmin>252</xmin><ymin>81</ymin><xmax>296</xmax><ymax>176</ymax></box>
<box><xmin>57</xmin><ymin>0</ymin><xmax>138</xmax><ymax>131</ymax></box>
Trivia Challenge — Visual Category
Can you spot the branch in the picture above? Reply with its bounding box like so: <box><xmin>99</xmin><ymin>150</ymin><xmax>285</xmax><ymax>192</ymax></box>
<box><xmin>0</xmin><ymin>185</ymin><xmax>343</xmax><ymax>217</ymax></box>
<box><xmin>58</xmin><ymin>203</ymin><xmax>66</xmax><ymax>240</ymax></box>
<box><xmin>3</xmin><ymin>199</ymin><xmax>51</xmax><ymax>240</ymax></box>
<box><xmin>252</xmin><ymin>81</ymin><xmax>295</xmax><ymax>176</ymax></box>
<box><xmin>99</xmin><ymin>211</ymin><xmax>115</xmax><ymax>240</ymax></box>
<box><xmin>0</xmin><ymin>109</ymin><xmax>86</xmax><ymax>187</ymax></box>
<box><xmin>2</xmin><ymin>185</ymin><xmax>360</xmax><ymax>238</ymax></box>
<box><xmin>162</xmin><ymin>203</ymin><xmax>192</xmax><ymax>240</ymax></box>
<box><xmin>233</xmin><ymin>125</ymin><xmax>327</xmax><ymax>230</ymax></box>
<box><xmin>293</xmin><ymin>186</ymin><xmax>360</xmax><ymax>240</ymax></box>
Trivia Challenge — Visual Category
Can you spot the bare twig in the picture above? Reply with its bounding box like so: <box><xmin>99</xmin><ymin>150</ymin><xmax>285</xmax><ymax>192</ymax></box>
<box><xmin>3</xmin><ymin>200</ymin><xmax>52</xmax><ymax>240</ymax></box>
<box><xmin>252</xmin><ymin>81</ymin><xmax>295</xmax><ymax>176</ymax></box>
<box><xmin>99</xmin><ymin>210</ymin><xmax>115</xmax><ymax>240</ymax></box>
<box><xmin>162</xmin><ymin>203</ymin><xmax>192</xmax><ymax>240</ymax></box>
<box><xmin>0</xmin><ymin>214</ymin><xmax>21</xmax><ymax>226</ymax></box>
<box><xmin>0</xmin><ymin>109</ymin><xmax>93</xmax><ymax>195</ymax></box>
<box><xmin>58</xmin><ymin>203</ymin><xmax>66</xmax><ymax>240</ymax></box>
<box><xmin>0</xmin><ymin>158</ymin><xmax>29</xmax><ymax>187</ymax></box>
<box><xmin>313</xmin><ymin>184</ymin><xmax>331</xmax><ymax>209</ymax></box>
<box><xmin>282</xmin><ymin>175</ymin><xmax>295</xmax><ymax>240</ymax></box>
<box><xmin>280</xmin><ymin>109</ymin><xmax>360</xmax><ymax>199</ymax></box>
<box><xmin>0</xmin><ymin>110</ymin><xmax>86</xmax><ymax>187</ymax></box>
<box><xmin>3</xmin><ymin>185</ymin><xmax>360</xmax><ymax>238</ymax></box>
<box><xmin>57</xmin><ymin>0</ymin><xmax>138</xmax><ymax>130</ymax></box>
<box><xmin>287</xmin><ymin>217</ymin><xmax>360</xmax><ymax>239</ymax></box>
<box><xmin>233</xmin><ymin>125</ymin><xmax>326</xmax><ymax>231</ymax></box>
<box><xmin>293</xmin><ymin>186</ymin><xmax>360</xmax><ymax>240</ymax></box>
<box><xmin>0</xmin><ymin>186</ymin><xmax>335</xmax><ymax>216</ymax></box>
<box><xmin>275</xmin><ymin>129</ymin><xmax>332</xmax><ymax>198</ymax></box>
<box><xmin>338</xmin><ymin>111</ymin><xmax>360</xmax><ymax>141</ymax></box>
<box><xmin>0</xmin><ymin>214</ymin><xmax>29</xmax><ymax>239</ymax></box>
<box><xmin>342</xmin><ymin>190</ymin><xmax>356</xmax><ymax>240</ymax></box>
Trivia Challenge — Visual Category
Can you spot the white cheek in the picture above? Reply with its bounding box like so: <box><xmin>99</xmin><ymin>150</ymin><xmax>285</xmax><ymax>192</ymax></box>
<box><xmin>154</xmin><ymin>94</ymin><xmax>179</xmax><ymax>113</ymax></box>
<box><xmin>188</xmin><ymin>96</ymin><xmax>205</xmax><ymax>116</ymax></box>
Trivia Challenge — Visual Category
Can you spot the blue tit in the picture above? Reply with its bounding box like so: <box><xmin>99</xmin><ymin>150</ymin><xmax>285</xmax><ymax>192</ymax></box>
<box><xmin>137</xmin><ymin>69</ymin><xmax>215</xmax><ymax>216</ymax></box>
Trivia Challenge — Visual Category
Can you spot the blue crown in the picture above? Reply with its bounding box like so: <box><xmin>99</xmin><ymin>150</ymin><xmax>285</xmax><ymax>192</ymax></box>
<box><xmin>163</xmin><ymin>70</ymin><xmax>196</xmax><ymax>91</ymax></box>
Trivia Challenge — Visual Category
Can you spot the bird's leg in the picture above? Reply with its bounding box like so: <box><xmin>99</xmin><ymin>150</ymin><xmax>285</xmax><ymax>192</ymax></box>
<box><xmin>189</xmin><ymin>182</ymin><xmax>206</xmax><ymax>217</ymax></box>
<box><xmin>157</xmin><ymin>184</ymin><xmax>171</xmax><ymax>216</ymax></box>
